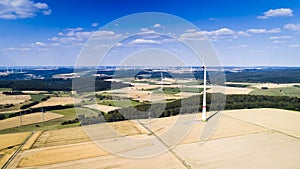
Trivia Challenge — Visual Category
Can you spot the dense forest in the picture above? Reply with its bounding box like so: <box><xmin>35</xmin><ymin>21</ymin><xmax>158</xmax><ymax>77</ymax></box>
<box><xmin>225</xmin><ymin>68</ymin><xmax>300</xmax><ymax>83</ymax></box>
<box><xmin>0</xmin><ymin>77</ymin><xmax>128</xmax><ymax>92</ymax></box>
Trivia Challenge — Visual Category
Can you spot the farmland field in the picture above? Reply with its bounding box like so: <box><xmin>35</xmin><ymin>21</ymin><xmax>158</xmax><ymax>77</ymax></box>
<box><xmin>84</xmin><ymin>104</ymin><xmax>120</xmax><ymax>112</ymax></box>
<box><xmin>5</xmin><ymin>108</ymin><xmax>299</xmax><ymax>169</ymax></box>
<box><xmin>19</xmin><ymin>142</ymin><xmax>108</xmax><ymax>167</ymax></box>
<box><xmin>0</xmin><ymin>108</ymin><xmax>79</xmax><ymax>133</ymax></box>
<box><xmin>97</xmin><ymin>99</ymin><xmax>142</xmax><ymax>108</ymax></box>
<box><xmin>0</xmin><ymin>132</ymin><xmax>31</xmax><ymax>168</ymax></box>
<box><xmin>0</xmin><ymin>112</ymin><xmax>63</xmax><ymax>130</ymax></box>
<box><xmin>32</xmin><ymin>127</ymin><xmax>90</xmax><ymax>148</ymax></box>
<box><xmin>31</xmin><ymin>97</ymin><xmax>81</xmax><ymax>108</ymax></box>
<box><xmin>207</xmin><ymin>85</ymin><xmax>253</xmax><ymax>94</ymax></box>
<box><xmin>250</xmin><ymin>86</ymin><xmax>300</xmax><ymax>97</ymax></box>
<box><xmin>0</xmin><ymin>94</ymin><xmax>30</xmax><ymax>105</ymax></box>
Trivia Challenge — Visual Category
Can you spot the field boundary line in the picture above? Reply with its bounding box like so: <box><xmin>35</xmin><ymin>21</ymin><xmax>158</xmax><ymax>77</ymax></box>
<box><xmin>137</xmin><ymin>120</ymin><xmax>192</xmax><ymax>169</ymax></box>
<box><xmin>223</xmin><ymin>113</ymin><xmax>300</xmax><ymax>140</ymax></box>
<box><xmin>2</xmin><ymin>131</ymin><xmax>34</xmax><ymax>169</ymax></box>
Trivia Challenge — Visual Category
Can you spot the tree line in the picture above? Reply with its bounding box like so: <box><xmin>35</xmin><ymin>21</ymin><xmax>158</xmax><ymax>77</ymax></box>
<box><xmin>0</xmin><ymin>78</ymin><xmax>128</xmax><ymax>92</ymax></box>
<box><xmin>96</xmin><ymin>94</ymin><xmax>300</xmax><ymax>122</ymax></box>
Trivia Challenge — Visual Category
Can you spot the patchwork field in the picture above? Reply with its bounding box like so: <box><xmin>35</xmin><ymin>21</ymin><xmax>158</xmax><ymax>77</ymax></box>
<box><xmin>250</xmin><ymin>86</ymin><xmax>300</xmax><ymax>97</ymax></box>
<box><xmin>0</xmin><ymin>94</ymin><xmax>31</xmax><ymax>105</ymax></box>
<box><xmin>0</xmin><ymin>112</ymin><xmax>63</xmax><ymax>130</ymax></box>
<box><xmin>32</xmin><ymin>127</ymin><xmax>90</xmax><ymax>148</ymax></box>
<box><xmin>19</xmin><ymin>142</ymin><xmax>108</xmax><ymax>167</ymax></box>
<box><xmin>84</xmin><ymin>104</ymin><xmax>120</xmax><ymax>113</ymax></box>
<box><xmin>31</xmin><ymin>97</ymin><xmax>81</xmax><ymax>108</ymax></box>
<box><xmin>251</xmin><ymin>83</ymin><xmax>300</xmax><ymax>89</ymax></box>
<box><xmin>224</xmin><ymin>108</ymin><xmax>300</xmax><ymax>138</ymax></box>
<box><xmin>0</xmin><ymin>132</ymin><xmax>31</xmax><ymax>168</ymax></box>
<box><xmin>175</xmin><ymin>132</ymin><xmax>300</xmax><ymax>169</ymax></box>
<box><xmin>2</xmin><ymin>108</ymin><xmax>300</xmax><ymax>169</ymax></box>
<box><xmin>207</xmin><ymin>85</ymin><xmax>253</xmax><ymax>94</ymax></box>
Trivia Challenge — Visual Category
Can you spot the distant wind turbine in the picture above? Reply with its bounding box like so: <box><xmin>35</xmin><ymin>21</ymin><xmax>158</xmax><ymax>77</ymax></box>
<box><xmin>202</xmin><ymin>65</ymin><xmax>207</xmax><ymax>122</ymax></box>
<box><xmin>160</xmin><ymin>72</ymin><xmax>164</xmax><ymax>91</ymax></box>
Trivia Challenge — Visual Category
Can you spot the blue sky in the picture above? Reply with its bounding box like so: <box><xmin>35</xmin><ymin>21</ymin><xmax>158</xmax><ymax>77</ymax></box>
<box><xmin>0</xmin><ymin>0</ymin><xmax>300</xmax><ymax>66</ymax></box>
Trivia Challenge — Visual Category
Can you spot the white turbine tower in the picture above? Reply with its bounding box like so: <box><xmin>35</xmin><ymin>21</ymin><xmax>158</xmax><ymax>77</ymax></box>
<box><xmin>160</xmin><ymin>72</ymin><xmax>164</xmax><ymax>91</ymax></box>
<box><xmin>202</xmin><ymin>65</ymin><xmax>207</xmax><ymax>122</ymax></box>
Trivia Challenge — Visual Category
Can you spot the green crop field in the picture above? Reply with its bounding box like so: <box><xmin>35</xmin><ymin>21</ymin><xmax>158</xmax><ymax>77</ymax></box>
<box><xmin>98</xmin><ymin>99</ymin><xmax>142</xmax><ymax>108</ymax></box>
<box><xmin>30</xmin><ymin>94</ymin><xmax>48</xmax><ymax>102</ymax></box>
<box><xmin>0</xmin><ymin>88</ymin><xmax>11</xmax><ymax>92</ymax></box>
<box><xmin>0</xmin><ymin>108</ymin><xmax>83</xmax><ymax>134</ymax></box>
<box><xmin>178</xmin><ymin>80</ymin><xmax>203</xmax><ymax>86</ymax></box>
<box><xmin>250</xmin><ymin>86</ymin><xmax>300</xmax><ymax>97</ymax></box>
<box><xmin>152</xmin><ymin>87</ymin><xmax>203</xmax><ymax>94</ymax></box>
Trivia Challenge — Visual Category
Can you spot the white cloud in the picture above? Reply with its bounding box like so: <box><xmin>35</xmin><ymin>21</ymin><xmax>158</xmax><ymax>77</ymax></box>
<box><xmin>269</xmin><ymin>36</ymin><xmax>291</xmax><ymax>40</ymax></box>
<box><xmin>209</xmin><ymin>18</ymin><xmax>217</xmax><ymax>21</ymax></box>
<box><xmin>257</xmin><ymin>8</ymin><xmax>293</xmax><ymax>19</ymax></box>
<box><xmin>284</xmin><ymin>23</ymin><xmax>300</xmax><ymax>32</ymax></box>
<box><xmin>42</xmin><ymin>9</ymin><xmax>51</xmax><ymax>15</ymax></box>
<box><xmin>202</xmin><ymin>28</ymin><xmax>235</xmax><ymax>36</ymax></box>
<box><xmin>247</xmin><ymin>28</ymin><xmax>281</xmax><ymax>34</ymax></box>
<box><xmin>153</xmin><ymin>24</ymin><xmax>162</xmax><ymax>28</ymax></box>
<box><xmin>249</xmin><ymin>50</ymin><xmax>263</xmax><ymax>53</ymax></box>
<box><xmin>0</xmin><ymin>0</ymin><xmax>51</xmax><ymax>19</ymax></box>
<box><xmin>4</xmin><ymin>47</ymin><xmax>31</xmax><ymax>51</ymax></box>
<box><xmin>115</xmin><ymin>43</ymin><xmax>123</xmax><ymax>47</ymax></box>
<box><xmin>65</xmin><ymin>27</ymin><xmax>83</xmax><ymax>32</ymax></box>
<box><xmin>35</xmin><ymin>41</ymin><xmax>46</xmax><ymax>47</ymax></box>
<box><xmin>180</xmin><ymin>31</ymin><xmax>207</xmax><ymax>41</ymax></box>
<box><xmin>230</xmin><ymin>45</ymin><xmax>248</xmax><ymax>49</ymax></box>
<box><xmin>185</xmin><ymin>29</ymin><xmax>197</xmax><ymax>33</ymax></box>
<box><xmin>130</xmin><ymin>39</ymin><xmax>161</xmax><ymax>45</ymax></box>
<box><xmin>289</xmin><ymin>44</ymin><xmax>300</xmax><ymax>48</ymax></box>
<box><xmin>51</xmin><ymin>28</ymin><xmax>93</xmax><ymax>43</ymax></box>
<box><xmin>180</xmin><ymin>28</ymin><xmax>250</xmax><ymax>41</ymax></box>
<box><xmin>91</xmin><ymin>23</ymin><xmax>99</xmax><ymax>27</ymax></box>
<box><xmin>50</xmin><ymin>28</ymin><xmax>122</xmax><ymax>47</ymax></box>
<box><xmin>140</xmin><ymin>28</ymin><xmax>149</xmax><ymax>32</ymax></box>
<box><xmin>273</xmin><ymin>40</ymin><xmax>285</xmax><ymax>43</ymax></box>
<box><xmin>237</xmin><ymin>31</ymin><xmax>251</xmax><ymax>37</ymax></box>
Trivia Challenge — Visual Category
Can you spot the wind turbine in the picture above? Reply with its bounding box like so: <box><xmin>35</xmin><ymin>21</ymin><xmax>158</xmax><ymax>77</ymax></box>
<box><xmin>202</xmin><ymin>65</ymin><xmax>207</xmax><ymax>122</ymax></box>
<box><xmin>160</xmin><ymin>72</ymin><xmax>164</xmax><ymax>91</ymax></box>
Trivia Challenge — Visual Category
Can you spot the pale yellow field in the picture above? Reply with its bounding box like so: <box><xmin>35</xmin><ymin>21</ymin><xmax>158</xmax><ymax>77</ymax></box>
<box><xmin>174</xmin><ymin>92</ymin><xmax>200</xmax><ymax>97</ymax></box>
<box><xmin>0</xmin><ymin>112</ymin><xmax>63</xmax><ymax>130</ymax></box>
<box><xmin>251</xmin><ymin>83</ymin><xmax>300</xmax><ymax>89</ymax></box>
<box><xmin>0</xmin><ymin>132</ymin><xmax>31</xmax><ymax>150</ymax></box>
<box><xmin>22</xmin><ymin>131</ymin><xmax>42</xmax><ymax>150</ymax></box>
<box><xmin>19</xmin><ymin>142</ymin><xmax>108</xmax><ymax>167</ymax></box>
<box><xmin>0</xmin><ymin>146</ymin><xmax>19</xmax><ymax>168</ymax></box>
<box><xmin>31</xmin><ymin>97</ymin><xmax>81</xmax><ymax>108</ymax></box>
<box><xmin>0</xmin><ymin>132</ymin><xmax>31</xmax><ymax>168</ymax></box>
<box><xmin>224</xmin><ymin>108</ymin><xmax>300</xmax><ymax>138</ymax></box>
<box><xmin>0</xmin><ymin>94</ymin><xmax>31</xmax><ymax>105</ymax></box>
<box><xmin>32</xmin><ymin>120</ymin><xmax>144</xmax><ymax>149</ymax></box>
<box><xmin>107</xmin><ymin>120</ymin><xmax>145</xmax><ymax>136</ymax></box>
<box><xmin>207</xmin><ymin>85</ymin><xmax>253</xmax><ymax>94</ymax></box>
<box><xmin>17</xmin><ymin>142</ymin><xmax>186</xmax><ymax>169</ymax></box>
<box><xmin>32</xmin><ymin>127</ymin><xmax>90</xmax><ymax>148</ymax></box>
<box><xmin>84</xmin><ymin>104</ymin><xmax>120</xmax><ymax>113</ymax></box>
<box><xmin>175</xmin><ymin>132</ymin><xmax>300</xmax><ymax>169</ymax></box>
<box><xmin>107</xmin><ymin>86</ymin><xmax>181</xmax><ymax>102</ymax></box>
